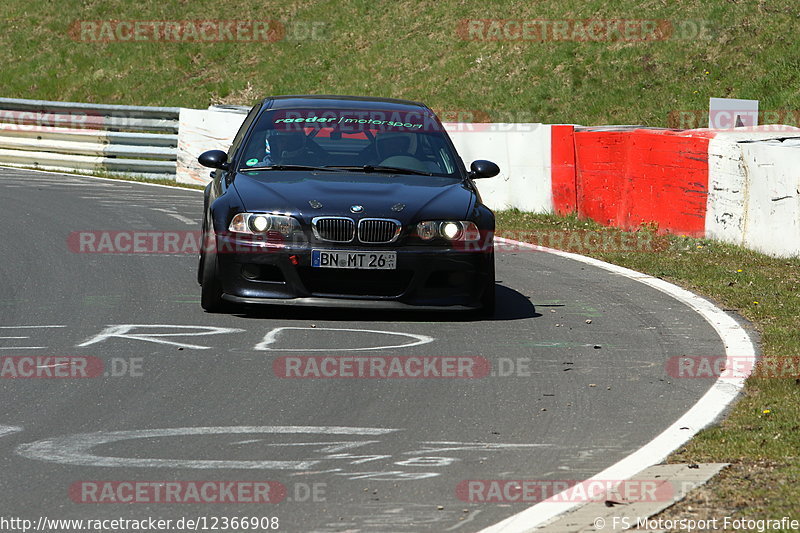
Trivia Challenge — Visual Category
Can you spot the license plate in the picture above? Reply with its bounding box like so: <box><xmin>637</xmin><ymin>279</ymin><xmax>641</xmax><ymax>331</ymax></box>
<box><xmin>312</xmin><ymin>250</ymin><xmax>397</xmax><ymax>270</ymax></box>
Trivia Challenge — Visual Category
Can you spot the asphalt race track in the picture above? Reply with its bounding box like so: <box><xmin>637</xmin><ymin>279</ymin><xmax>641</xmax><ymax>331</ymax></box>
<box><xmin>0</xmin><ymin>167</ymin><xmax>727</xmax><ymax>532</ymax></box>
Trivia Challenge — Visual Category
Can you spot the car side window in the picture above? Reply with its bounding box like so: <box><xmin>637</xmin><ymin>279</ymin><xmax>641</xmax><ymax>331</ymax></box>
<box><xmin>227</xmin><ymin>104</ymin><xmax>262</xmax><ymax>162</ymax></box>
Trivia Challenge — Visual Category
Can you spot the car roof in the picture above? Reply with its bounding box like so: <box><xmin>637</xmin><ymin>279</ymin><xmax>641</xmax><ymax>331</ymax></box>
<box><xmin>262</xmin><ymin>95</ymin><xmax>433</xmax><ymax>114</ymax></box>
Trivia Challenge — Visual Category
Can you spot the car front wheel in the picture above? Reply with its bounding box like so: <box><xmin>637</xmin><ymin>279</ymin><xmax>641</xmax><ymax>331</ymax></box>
<box><xmin>200</xmin><ymin>252</ymin><xmax>227</xmax><ymax>313</ymax></box>
<box><xmin>199</xmin><ymin>226</ymin><xmax>227</xmax><ymax>313</ymax></box>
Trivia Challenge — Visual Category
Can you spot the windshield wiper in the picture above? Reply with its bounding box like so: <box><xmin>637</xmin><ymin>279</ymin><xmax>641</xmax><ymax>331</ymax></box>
<box><xmin>325</xmin><ymin>165</ymin><xmax>433</xmax><ymax>176</ymax></box>
<box><xmin>239</xmin><ymin>165</ymin><xmax>346</xmax><ymax>172</ymax></box>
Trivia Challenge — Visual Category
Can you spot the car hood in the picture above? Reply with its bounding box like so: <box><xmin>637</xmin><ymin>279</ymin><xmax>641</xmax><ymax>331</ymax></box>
<box><xmin>233</xmin><ymin>171</ymin><xmax>475</xmax><ymax>222</ymax></box>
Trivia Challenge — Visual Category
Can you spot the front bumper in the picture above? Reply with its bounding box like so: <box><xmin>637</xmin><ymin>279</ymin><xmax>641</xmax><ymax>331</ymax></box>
<box><xmin>212</xmin><ymin>235</ymin><xmax>493</xmax><ymax>309</ymax></box>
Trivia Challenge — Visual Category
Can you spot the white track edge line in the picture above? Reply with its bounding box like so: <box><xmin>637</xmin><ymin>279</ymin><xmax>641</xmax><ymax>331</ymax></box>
<box><xmin>0</xmin><ymin>165</ymin><xmax>204</xmax><ymax>193</ymax></box>
<box><xmin>478</xmin><ymin>238</ymin><xmax>756</xmax><ymax>533</ymax></box>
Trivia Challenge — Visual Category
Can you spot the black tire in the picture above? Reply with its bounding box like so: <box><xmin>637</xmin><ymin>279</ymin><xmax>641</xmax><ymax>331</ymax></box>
<box><xmin>197</xmin><ymin>215</ymin><xmax>209</xmax><ymax>285</ymax></box>
<box><xmin>197</xmin><ymin>250</ymin><xmax>205</xmax><ymax>286</ymax></box>
<box><xmin>200</xmin><ymin>250</ymin><xmax>227</xmax><ymax>313</ymax></box>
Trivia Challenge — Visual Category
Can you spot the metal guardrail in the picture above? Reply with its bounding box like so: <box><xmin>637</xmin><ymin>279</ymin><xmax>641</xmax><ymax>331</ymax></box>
<box><xmin>0</xmin><ymin>97</ymin><xmax>179</xmax><ymax>179</ymax></box>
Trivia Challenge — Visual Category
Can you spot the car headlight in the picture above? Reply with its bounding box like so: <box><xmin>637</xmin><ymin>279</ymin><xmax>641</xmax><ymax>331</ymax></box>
<box><xmin>417</xmin><ymin>221</ymin><xmax>439</xmax><ymax>240</ymax></box>
<box><xmin>229</xmin><ymin>213</ymin><xmax>301</xmax><ymax>236</ymax></box>
<box><xmin>441</xmin><ymin>221</ymin><xmax>462</xmax><ymax>240</ymax></box>
<box><xmin>416</xmin><ymin>221</ymin><xmax>480</xmax><ymax>241</ymax></box>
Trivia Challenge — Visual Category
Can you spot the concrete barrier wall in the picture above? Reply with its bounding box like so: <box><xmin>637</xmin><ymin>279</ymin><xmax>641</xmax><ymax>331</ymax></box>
<box><xmin>740</xmin><ymin>141</ymin><xmax>800</xmax><ymax>257</ymax></box>
<box><xmin>176</xmin><ymin>108</ymin><xmax>248</xmax><ymax>185</ymax></box>
<box><xmin>550</xmin><ymin>125</ymin><xmax>577</xmax><ymax>215</ymax></box>
<box><xmin>174</xmin><ymin>107</ymin><xmax>800</xmax><ymax>257</ymax></box>
<box><xmin>561</xmin><ymin>128</ymin><xmax>710</xmax><ymax>235</ymax></box>
<box><xmin>554</xmin><ymin>125</ymin><xmax>800</xmax><ymax>256</ymax></box>
<box><xmin>706</xmin><ymin>133</ymin><xmax>752</xmax><ymax>245</ymax></box>
<box><xmin>621</xmin><ymin>129</ymin><xmax>710</xmax><ymax>236</ymax></box>
<box><xmin>707</xmin><ymin>131</ymin><xmax>800</xmax><ymax>257</ymax></box>
<box><xmin>3</xmin><ymin>98</ymin><xmax>795</xmax><ymax>256</ymax></box>
<box><xmin>572</xmin><ymin>129</ymin><xmax>631</xmax><ymax>226</ymax></box>
<box><xmin>445</xmin><ymin>123</ymin><xmax>551</xmax><ymax>212</ymax></box>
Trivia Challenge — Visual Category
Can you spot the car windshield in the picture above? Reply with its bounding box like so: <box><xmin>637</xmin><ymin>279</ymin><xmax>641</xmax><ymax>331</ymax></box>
<box><xmin>238</xmin><ymin>108</ymin><xmax>461</xmax><ymax>177</ymax></box>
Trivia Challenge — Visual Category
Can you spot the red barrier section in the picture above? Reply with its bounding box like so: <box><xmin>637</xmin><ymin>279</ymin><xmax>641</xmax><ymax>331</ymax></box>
<box><xmin>623</xmin><ymin>130</ymin><xmax>709</xmax><ymax>236</ymax></box>
<box><xmin>550</xmin><ymin>125</ymin><xmax>577</xmax><ymax>215</ymax></box>
<box><xmin>565</xmin><ymin>128</ymin><xmax>710</xmax><ymax>235</ymax></box>
<box><xmin>573</xmin><ymin>131</ymin><xmax>629</xmax><ymax>226</ymax></box>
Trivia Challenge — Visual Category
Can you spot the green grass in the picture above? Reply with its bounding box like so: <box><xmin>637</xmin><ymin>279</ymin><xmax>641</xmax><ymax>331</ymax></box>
<box><xmin>2</xmin><ymin>0</ymin><xmax>800</xmax><ymax>126</ymax></box>
<box><xmin>496</xmin><ymin>210</ymin><xmax>800</xmax><ymax>519</ymax></box>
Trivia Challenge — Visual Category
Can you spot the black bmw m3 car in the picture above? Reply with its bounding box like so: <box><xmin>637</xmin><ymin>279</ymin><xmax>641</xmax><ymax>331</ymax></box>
<box><xmin>197</xmin><ymin>95</ymin><xmax>500</xmax><ymax>314</ymax></box>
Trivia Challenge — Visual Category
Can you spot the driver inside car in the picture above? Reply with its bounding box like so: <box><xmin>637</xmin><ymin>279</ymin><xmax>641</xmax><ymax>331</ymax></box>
<box><xmin>374</xmin><ymin>131</ymin><xmax>439</xmax><ymax>173</ymax></box>
<box><xmin>255</xmin><ymin>129</ymin><xmax>318</xmax><ymax>166</ymax></box>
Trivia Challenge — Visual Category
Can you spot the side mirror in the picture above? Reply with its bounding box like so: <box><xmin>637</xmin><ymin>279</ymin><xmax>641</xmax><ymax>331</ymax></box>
<box><xmin>198</xmin><ymin>150</ymin><xmax>230</xmax><ymax>170</ymax></box>
<box><xmin>469</xmin><ymin>160</ymin><xmax>500</xmax><ymax>179</ymax></box>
